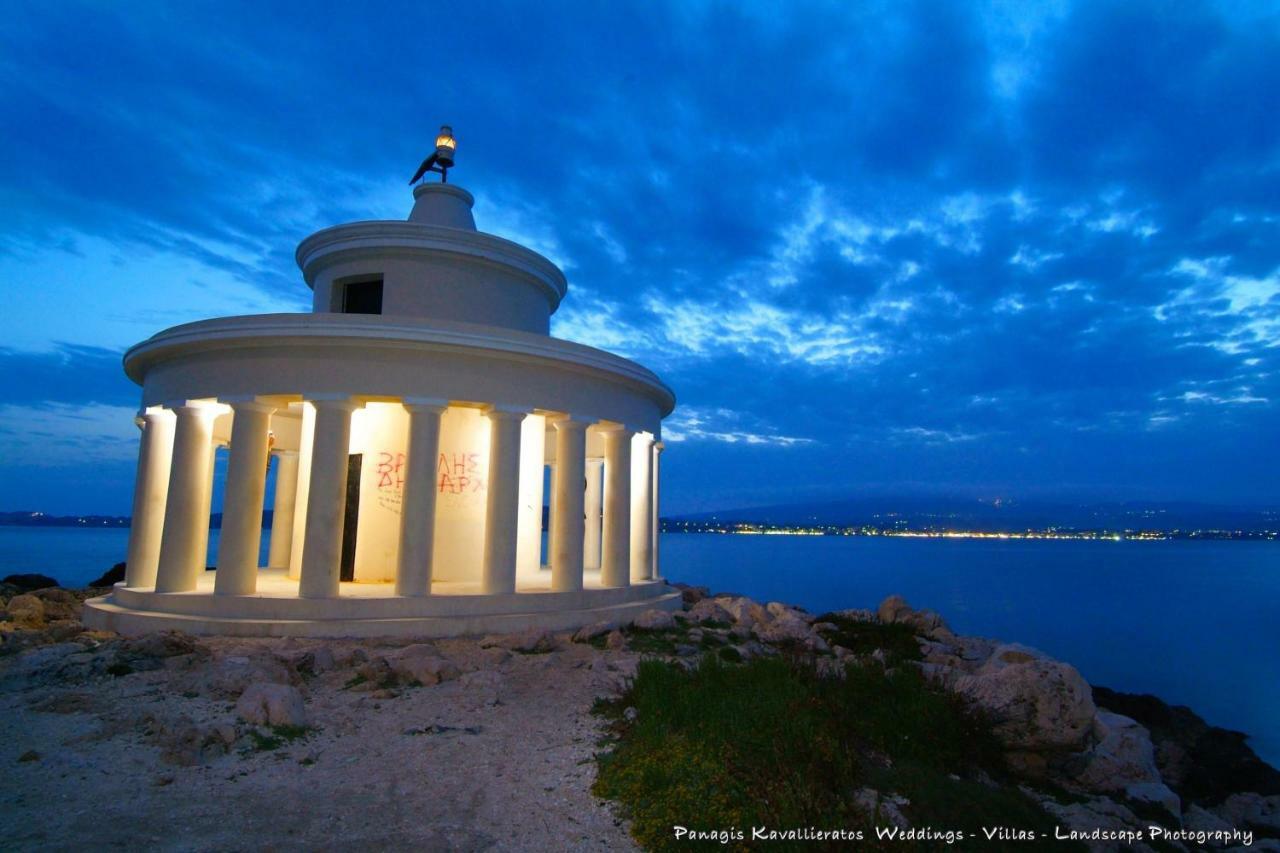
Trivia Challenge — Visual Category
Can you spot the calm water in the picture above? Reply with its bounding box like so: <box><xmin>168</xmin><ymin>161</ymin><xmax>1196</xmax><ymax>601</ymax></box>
<box><xmin>2</xmin><ymin>526</ymin><xmax>1276</xmax><ymax>764</ymax></box>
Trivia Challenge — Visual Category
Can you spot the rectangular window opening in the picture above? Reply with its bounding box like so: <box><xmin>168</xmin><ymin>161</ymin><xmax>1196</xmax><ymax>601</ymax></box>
<box><xmin>340</xmin><ymin>278</ymin><xmax>383</xmax><ymax>314</ymax></box>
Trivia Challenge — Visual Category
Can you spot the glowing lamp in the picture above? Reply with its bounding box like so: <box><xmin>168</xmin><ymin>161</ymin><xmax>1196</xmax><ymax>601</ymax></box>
<box><xmin>435</xmin><ymin>126</ymin><xmax>456</xmax><ymax>168</ymax></box>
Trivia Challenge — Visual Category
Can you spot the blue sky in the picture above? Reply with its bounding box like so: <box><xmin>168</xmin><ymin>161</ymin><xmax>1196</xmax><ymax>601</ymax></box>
<box><xmin>1</xmin><ymin>0</ymin><xmax>1278</xmax><ymax>515</ymax></box>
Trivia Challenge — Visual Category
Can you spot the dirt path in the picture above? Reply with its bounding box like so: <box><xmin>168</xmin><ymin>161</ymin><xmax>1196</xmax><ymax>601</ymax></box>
<box><xmin>0</xmin><ymin>635</ymin><xmax>640</xmax><ymax>852</ymax></box>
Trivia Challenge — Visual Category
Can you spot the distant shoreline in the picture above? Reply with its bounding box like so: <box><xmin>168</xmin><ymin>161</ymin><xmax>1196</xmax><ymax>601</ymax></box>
<box><xmin>2</xmin><ymin>515</ymin><xmax>1276</xmax><ymax>542</ymax></box>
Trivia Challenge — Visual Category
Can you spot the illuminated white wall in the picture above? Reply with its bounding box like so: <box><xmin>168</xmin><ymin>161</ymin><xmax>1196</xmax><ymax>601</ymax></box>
<box><xmin>286</xmin><ymin>402</ymin><xmax>316</xmax><ymax>580</ymax></box>
<box><xmin>515</xmin><ymin>414</ymin><xmax>547</xmax><ymax>575</ymax></box>
<box><xmin>351</xmin><ymin>402</ymin><xmax>410</xmax><ymax>583</ymax></box>
<box><xmin>431</xmin><ymin>406</ymin><xmax>491</xmax><ymax>583</ymax></box>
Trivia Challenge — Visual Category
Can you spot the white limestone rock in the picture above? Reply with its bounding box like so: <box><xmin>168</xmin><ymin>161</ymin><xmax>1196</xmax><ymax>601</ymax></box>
<box><xmin>1215</xmin><ymin>793</ymin><xmax>1280</xmax><ymax>832</ymax></box>
<box><xmin>386</xmin><ymin>645</ymin><xmax>461</xmax><ymax>686</ymax></box>
<box><xmin>572</xmin><ymin>621</ymin><xmax>611</xmax><ymax>643</ymax></box>
<box><xmin>5</xmin><ymin>594</ymin><xmax>45</xmax><ymax>628</ymax></box>
<box><xmin>1073</xmin><ymin>711</ymin><xmax>1162</xmax><ymax>792</ymax></box>
<box><xmin>632</xmin><ymin>609</ymin><xmax>676</xmax><ymax>631</ymax></box>
<box><xmin>235</xmin><ymin>682</ymin><xmax>308</xmax><ymax>728</ymax></box>
<box><xmin>714</xmin><ymin>596</ymin><xmax>768</xmax><ymax>628</ymax></box>
<box><xmin>686</xmin><ymin>599</ymin><xmax>733</xmax><ymax>625</ymax></box>
<box><xmin>877</xmin><ymin>595</ymin><xmax>952</xmax><ymax>639</ymax></box>
<box><xmin>480</xmin><ymin>629</ymin><xmax>556</xmax><ymax>654</ymax></box>
<box><xmin>1124</xmin><ymin>782</ymin><xmax>1180</xmax><ymax>819</ymax></box>
<box><xmin>1036</xmin><ymin>794</ymin><xmax>1143</xmax><ymax>842</ymax></box>
<box><xmin>953</xmin><ymin>643</ymin><xmax>1096</xmax><ymax>751</ymax></box>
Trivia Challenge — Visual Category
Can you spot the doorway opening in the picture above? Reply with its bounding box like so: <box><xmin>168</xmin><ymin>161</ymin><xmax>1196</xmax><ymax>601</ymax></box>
<box><xmin>340</xmin><ymin>453</ymin><xmax>362</xmax><ymax>582</ymax></box>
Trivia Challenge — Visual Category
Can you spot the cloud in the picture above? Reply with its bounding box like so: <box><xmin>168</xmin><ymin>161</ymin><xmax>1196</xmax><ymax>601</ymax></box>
<box><xmin>663</xmin><ymin>406</ymin><xmax>814</xmax><ymax>447</ymax></box>
<box><xmin>2</xmin><ymin>0</ymin><xmax>1279</xmax><ymax>512</ymax></box>
<box><xmin>0</xmin><ymin>402</ymin><xmax>139</xmax><ymax>467</ymax></box>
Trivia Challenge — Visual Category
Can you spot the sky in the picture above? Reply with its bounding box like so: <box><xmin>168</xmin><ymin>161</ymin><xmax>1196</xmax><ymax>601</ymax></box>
<box><xmin>1</xmin><ymin>0</ymin><xmax>1278</xmax><ymax>516</ymax></box>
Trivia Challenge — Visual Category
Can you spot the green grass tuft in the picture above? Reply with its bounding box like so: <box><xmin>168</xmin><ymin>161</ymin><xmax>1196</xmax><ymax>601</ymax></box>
<box><xmin>593</xmin><ymin>655</ymin><xmax>1077</xmax><ymax>851</ymax></box>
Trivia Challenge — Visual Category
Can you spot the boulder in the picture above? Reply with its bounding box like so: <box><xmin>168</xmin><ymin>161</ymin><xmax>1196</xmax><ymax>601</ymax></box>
<box><xmin>191</xmin><ymin>652</ymin><xmax>295</xmax><ymax>697</ymax></box>
<box><xmin>235</xmin><ymin>683</ymin><xmax>308</xmax><ymax>727</ymax></box>
<box><xmin>752</xmin><ymin>611</ymin><xmax>816</xmax><ymax>644</ymax></box>
<box><xmin>766</xmin><ymin>601</ymin><xmax>813</xmax><ymax>623</ymax></box>
<box><xmin>1125</xmin><ymin>782</ymin><xmax>1180</xmax><ymax>818</ymax></box>
<box><xmin>671</xmin><ymin>583</ymin><xmax>709</xmax><ymax>606</ymax></box>
<box><xmin>604</xmin><ymin>630</ymin><xmax>626</xmax><ymax>651</ymax></box>
<box><xmin>386</xmin><ymin>645</ymin><xmax>461</xmax><ymax>686</ymax></box>
<box><xmin>5</xmin><ymin>594</ymin><xmax>45</xmax><ymax>628</ymax></box>
<box><xmin>715</xmin><ymin>596</ymin><xmax>768</xmax><ymax>627</ymax></box>
<box><xmin>1</xmin><ymin>574</ymin><xmax>59</xmax><ymax>592</ymax></box>
<box><xmin>632</xmin><ymin>609</ymin><xmax>676</xmax><ymax>631</ymax></box>
<box><xmin>1036</xmin><ymin>794</ymin><xmax>1142</xmax><ymax>839</ymax></box>
<box><xmin>480</xmin><ymin>629</ymin><xmax>556</xmax><ymax>654</ymax></box>
<box><xmin>572</xmin><ymin>622</ymin><xmax>611</xmax><ymax>643</ymax></box>
<box><xmin>686</xmin><ymin>599</ymin><xmax>733</xmax><ymax>625</ymax></box>
<box><xmin>953</xmin><ymin>644</ymin><xmax>1096</xmax><ymax>751</ymax></box>
<box><xmin>115</xmin><ymin>631</ymin><xmax>204</xmax><ymax>662</ymax></box>
<box><xmin>876</xmin><ymin>595</ymin><xmax>952</xmax><ymax>638</ymax></box>
<box><xmin>30</xmin><ymin>588</ymin><xmax>80</xmax><ymax>621</ymax></box>
<box><xmin>877</xmin><ymin>595</ymin><xmax>912</xmax><ymax>624</ymax></box>
<box><xmin>1072</xmin><ymin>711</ymin><xmax>1161</xmax><ymax>792</ymax></box>
<box><xmin>1215</xmin><ymin>793</ymin><xmax>1280</xmax><ymax>833</ymax></box>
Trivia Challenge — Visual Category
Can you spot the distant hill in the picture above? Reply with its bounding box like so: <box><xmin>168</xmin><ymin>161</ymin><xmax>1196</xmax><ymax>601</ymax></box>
<box><xmin>672</xmin><ymin>496</ymin><xmax>1280</xmax><ymax>534</ymax></box>
<box><xmin>0</xmin><ymin>511</ymin><xmax>275</xmax><ymax>530</ymax></box>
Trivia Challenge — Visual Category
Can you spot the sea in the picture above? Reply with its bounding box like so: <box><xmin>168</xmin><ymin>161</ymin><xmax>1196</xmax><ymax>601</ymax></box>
<box><xmin>2</xmin><ymin>525</ymin><xmax>1277</xmax><ymax>765</ymax></box>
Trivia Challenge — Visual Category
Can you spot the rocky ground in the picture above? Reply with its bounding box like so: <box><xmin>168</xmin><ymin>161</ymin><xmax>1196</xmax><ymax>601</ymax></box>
<box><xmin>1</xmin><ymin>575</ymin><xmax>1278</xmax><ymax>851</ymax></box>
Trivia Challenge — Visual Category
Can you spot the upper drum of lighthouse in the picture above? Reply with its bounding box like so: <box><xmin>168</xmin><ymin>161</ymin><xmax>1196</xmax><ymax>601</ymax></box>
<box><xmin>296</xmin><ymin>183</ymin><xmax>566</xmax><ymax>334</ymax></box>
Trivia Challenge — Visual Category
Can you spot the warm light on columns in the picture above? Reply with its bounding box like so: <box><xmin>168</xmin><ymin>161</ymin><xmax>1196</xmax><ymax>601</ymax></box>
<box><xmin>396</xmin><ymin>399</ymin><xmax>448</xmax><ymax>596</ymax></box>
<box><xmin>124</xmin><ymin>407</ymin><xmax>175</xmax><ymax>588</ymax></box>
<box><xmin>154</xmin><ymin>403</ymin><xmax>221</xmax><ymax>593</ymax></box>
<box><xmin>630</xmin><ymin>432</ymin><xmax>655</xmax><ymax>582</ymax></box>
<box><xmin>215</xmin><ymin>400</ymin><xmax>276</xmax><ymax>596</ymax></box>
<box><xmin>600</xmin><ymin>426</ymin><xmax>633</xmax><ymax>588</ymax></box>
<box><xmin>549</xmin><ymin>415</ymin><xmax>591</xmax><ymax>592</ymax></box>
<box><xmin>267</xmin><ymin>450</ymin><xmax>300</xmax><ymax>569</ymax></box>
<box><xmin>299</xmin><ymin>398</ymin><xmax>359</xmax><ymax>599</ymax></box>
<box><xmin>481</xmin><ymin>406</ymin><xmax>527</xmax><ymax>595</ymax></box>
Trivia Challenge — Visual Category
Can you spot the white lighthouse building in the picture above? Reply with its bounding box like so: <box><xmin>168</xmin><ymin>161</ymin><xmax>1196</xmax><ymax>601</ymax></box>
<box><xmin>84</xmin><ymin>141</ymin><xmax>678</xmax><ymax>637</ymax></box>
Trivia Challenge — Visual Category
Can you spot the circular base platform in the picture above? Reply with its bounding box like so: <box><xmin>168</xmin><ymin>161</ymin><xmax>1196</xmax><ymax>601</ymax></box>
<box><xmin>82</xmin><ymin>569</ymin><xmax>681</xmax><ymax>638</ymax></box>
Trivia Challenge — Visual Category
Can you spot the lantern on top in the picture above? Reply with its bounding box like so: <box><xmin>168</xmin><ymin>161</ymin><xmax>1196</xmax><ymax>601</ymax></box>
<box><xmin>410</xmin><ymin>125</ymin><xmax>458</xmax><ymax>185</ymax></box>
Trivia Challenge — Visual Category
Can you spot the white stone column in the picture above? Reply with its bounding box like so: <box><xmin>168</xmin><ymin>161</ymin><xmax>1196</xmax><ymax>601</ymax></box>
<box><xmin>600</xmin><ymin>426</ymin><xmax>633</xmax><ymax>588</ymax></box>
<box><xmin>481</xmin><ymin>407</ymin><xmax>526</xmax><ymax>595</ymax></box>
<box><xmin>124</xmin><ymin>408</ymin><xmax>175</xmax><ymax>588</ymax></box>
<box><xmin>287</xmin><ymin>404</ymin><xmax>316</xmax><ymax>580</ymax></box>
<box><xmin>584</xmin><ymin>457</ymin><xmax>603</xmax><ymax>571</ymax></box>
<box><xmin>651</xmin><ymin>441</ymin><xmax>664</xmax><ymax>580</ymax></box>
<box><xmin>154</xmin><ymin>404</ymin><xmax>217</xmax><ymax>593</ymax></box>
<box><xmin>396</xmin><ymin>399</ymin><xmax>448</xmax><ymax>597</ymax></box>
<box><xmin>549</xmin><ymin>416</ymin><xmax>590</xmax><ymax>592</ymax></box>
<box><xmin>215</xmin><ymin>401</ymin><xmax>276</xmax><ymax>596</ymax></box>
<box><xmin>630</xmin><ymin>433</ymin><xmax>655</xmax><ymax>582</ymax></box>
<box><xmin>267</xmin><ymin>450</ymin><xmax>299</xmax><ymax>569</ymax></box>
<box><xmin>299</xmin><ymin>398</ymin><xmax>358</xmax><ymax>599</ymax></box>
<box><xmin>196</xmin><ymin>443</ymin><xmax>219</xmax><ymax>575</ymax></box>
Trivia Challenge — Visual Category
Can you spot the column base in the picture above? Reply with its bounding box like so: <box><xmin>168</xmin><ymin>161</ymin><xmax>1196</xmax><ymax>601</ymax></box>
<box><xmin>82</xmin><ymin>570</ymin><xmax>681</xmax><ymax>638</ymax></box>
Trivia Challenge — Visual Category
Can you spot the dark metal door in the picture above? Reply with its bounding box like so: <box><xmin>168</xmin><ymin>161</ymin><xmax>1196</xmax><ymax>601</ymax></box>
<box><xmin>340</xmin><ymin>454</ymin><xmax>362</xmax><ymax>582</ymax></box>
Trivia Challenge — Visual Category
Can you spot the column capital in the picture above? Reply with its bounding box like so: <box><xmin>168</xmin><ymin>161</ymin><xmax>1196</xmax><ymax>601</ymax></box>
<box><xmin>597</xmin><ymin>423</ymin><xmax>635</xmax><ymax>441</ymax></box>
<box><xmin>550</xmin><ymin>413</ymin><xmax>593</xmax><ymax>430</ymax></box>
<box><xmin>654</xmin><ymin>441</ymin><xmax>666</xmax><ymax>453</ymax></box>
<box><xmin>402</xmin><ymin>396</ymin><xmax>451</xmax><ymax>414</ymax></box>
<box><xmin>221</xmin><ymin>397</ymin><xmax>278</xmax><ymax>415</ymax></box>
<box><xmin>164</xmin><ymin>401</ymin><xmax>221</xmax><ymax>420</ymax></box>
<box><xmin>483</xmin><ymin>404</ymin><xmax>528</xmax><ymax>422</ymax></box>
<box><xmin>306</xmin><ymin>395</ymin><xmax>360</xmax><ymax>413</ymax></box>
